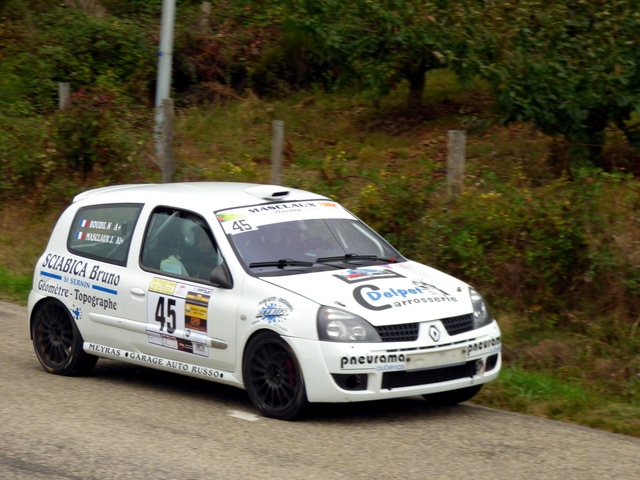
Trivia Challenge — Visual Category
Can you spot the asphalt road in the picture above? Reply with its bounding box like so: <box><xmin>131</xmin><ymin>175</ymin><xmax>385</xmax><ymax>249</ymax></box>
<box><xmin>1</xmin><ymin>300</ymin><xmax>639</xmax><ymax>480</ymax></box>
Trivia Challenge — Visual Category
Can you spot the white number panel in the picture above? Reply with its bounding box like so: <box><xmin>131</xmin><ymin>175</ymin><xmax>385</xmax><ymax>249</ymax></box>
<box><xmin>145</xmin><ymin>277</ymin><xmax>214</xmax><ymax>357</ymax></box>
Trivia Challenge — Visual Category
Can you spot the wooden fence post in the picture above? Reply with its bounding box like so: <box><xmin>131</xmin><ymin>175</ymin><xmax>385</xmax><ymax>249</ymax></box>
<box><xmin>160</xmin><ymin>98</ymin><xmax>175</xmax><ymax>183</ymax></box>
<box><xmin>59</xmin><ymin>82</ymin><xmax>70</xmax><ymax>110</ymax></box>
<box><xmin>447</xmin><ymin>130</ymin><xmax>466</xmax><ymax>201</ymax></box>
<box><xmin>270</xmin><ymin>120</ymin><xmax>284</xmax><ymax>185</ymax></box>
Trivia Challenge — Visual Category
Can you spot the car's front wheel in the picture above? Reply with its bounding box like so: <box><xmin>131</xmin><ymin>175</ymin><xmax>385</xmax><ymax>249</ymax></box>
<box><xmin>31</xmin><ymin>300</ymin><xmax>98</xmax><ymax>376</ymax></box>
<box><xmin>243</xmin><ymin>331</ymin><xmax>307</xmax><ymax>420</ymax></box>
<box><xmin>422</xmin><ymin>384</ymin><xmax>483</xmax><ymax>405</ymax></box>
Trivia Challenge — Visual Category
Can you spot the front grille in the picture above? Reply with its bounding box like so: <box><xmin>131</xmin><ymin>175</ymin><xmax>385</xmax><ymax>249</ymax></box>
<box><xmin>441</xmin><ymin>313</ymin><xmax>474</xmax><ymax>336</ymax></box>
<box><xmin>375</xmin><ymin>313</ymin><xmax>474</xmax><ymax>343</ymax></box>
<box><xmin>375</xmin><ymin>323</ymin><xmax>419</xmax><ymax>342</ymax></box>
<box><xmin>381</xmin><ymin>361</ymin><xmax>476</xmax><ymax>389</ymax></box>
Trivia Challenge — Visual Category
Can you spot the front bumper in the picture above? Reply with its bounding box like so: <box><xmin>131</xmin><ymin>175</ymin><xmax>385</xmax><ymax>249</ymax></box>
<box><xmin>288</xmin><ymin>320</ymin><xmax>502</xmax><ymax>403</ymax></box>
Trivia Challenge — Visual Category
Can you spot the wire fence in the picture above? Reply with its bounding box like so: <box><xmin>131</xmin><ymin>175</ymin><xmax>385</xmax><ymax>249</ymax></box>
<box><xmin>169</xmin><ymin>119</ymin><xmax>640</xmax><ymax>193</ymax></box>
<box><xmin>56</xmin><ymin>82</ymin><xmax>640</xmax><ymax>193</ymax></box>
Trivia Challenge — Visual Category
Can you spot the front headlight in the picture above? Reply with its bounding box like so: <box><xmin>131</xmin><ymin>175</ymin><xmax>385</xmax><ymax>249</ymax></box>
<box><xmin>469</xmin><ymin>287</ymin><xmax>493</xmax><ymax>329</ymax></box>
<box><xmin>317</xmin><ymin>306</ymin><xmax>382</xmax><ymax>342</ymax></box>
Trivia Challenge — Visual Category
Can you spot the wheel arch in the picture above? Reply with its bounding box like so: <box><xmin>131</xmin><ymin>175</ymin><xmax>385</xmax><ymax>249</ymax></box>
<box><xmin>240</xmin><ymin>327</ymin><xmax>308</xmax><ymax>420</ymax></box>
<box><xmin>29</xmin><ymin>296</ymin><xmax>69</xmax><ymax>339</ymax></box>
<box><xmin>240</xmin><ymin>328</ymin><xmax>287</xmax><ymax>383</ymax></box>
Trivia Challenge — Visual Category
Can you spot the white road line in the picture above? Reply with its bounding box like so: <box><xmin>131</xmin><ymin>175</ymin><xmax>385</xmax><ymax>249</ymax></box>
<box><xmin>227</xmin><ymin>409</ymin><xmax>261</xmax><ymax>422</ymax></box>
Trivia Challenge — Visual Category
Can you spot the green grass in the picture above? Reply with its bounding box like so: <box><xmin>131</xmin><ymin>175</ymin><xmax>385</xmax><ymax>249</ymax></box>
<box><xmin>0</xmin><ymin>266</ymin><xmax>31</xmax><ymax>305</ymax></box>
<box><xmin>475</xmin><ymin>366</ymin><xmax>640</xmax><ymax>437</ymax></box>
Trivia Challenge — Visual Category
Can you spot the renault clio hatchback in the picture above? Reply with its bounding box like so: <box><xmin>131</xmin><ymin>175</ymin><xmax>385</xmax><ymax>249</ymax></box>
<box><xmin>28</xmin><ymin>182</ymin><xmax>501</xmax><ymax>419</ymax></box>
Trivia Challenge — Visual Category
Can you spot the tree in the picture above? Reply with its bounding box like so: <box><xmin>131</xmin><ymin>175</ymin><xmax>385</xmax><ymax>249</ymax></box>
<box><xmin>455</xmin><ymin>0</ymin><xmax>640</xmax><ymax>166</ymax></box>
<box><xmin>282</xmin><ymin>0</ymin><xmax>458</xmax><ymax>109</ymax></box>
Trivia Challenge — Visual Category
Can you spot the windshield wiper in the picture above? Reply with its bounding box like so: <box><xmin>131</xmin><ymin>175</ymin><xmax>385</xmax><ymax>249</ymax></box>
<box><xmin>316</xmin><ymin>253</ymin><xmax>395</xmax><ymax>264</ymax></box>
<box><xmin>249</xmin><ymin>259</ymin><xmax>314</xmax><ymax>269</ymax></box>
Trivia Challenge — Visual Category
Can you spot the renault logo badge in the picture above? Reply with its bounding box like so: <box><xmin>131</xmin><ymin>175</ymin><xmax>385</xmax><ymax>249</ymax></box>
<box><xmin>429</xmin><ymin>325</ymin><xmax>441</xmax><ymax>342</ymax></box>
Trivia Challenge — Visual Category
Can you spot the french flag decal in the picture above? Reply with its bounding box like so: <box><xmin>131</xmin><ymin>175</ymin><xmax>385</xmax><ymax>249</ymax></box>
<box><xmin>79</xmin><ymin>219</ymin><xmax>90</xmax><ymax>228</ymax></box>
<box><xmin>76</xmin><ymin>231</ymin><xmax>86</xmax><ymax>240</ymax></box>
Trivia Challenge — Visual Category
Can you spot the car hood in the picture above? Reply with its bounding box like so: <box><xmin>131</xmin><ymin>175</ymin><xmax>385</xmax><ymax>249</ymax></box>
<box><xmin>261</xmin><ymin>260</ymin><xmax>473</xmax><ymax>326</ymax></box>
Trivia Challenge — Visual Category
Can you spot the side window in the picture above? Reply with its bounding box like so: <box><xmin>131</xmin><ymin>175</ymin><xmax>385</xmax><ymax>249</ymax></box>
<box><xmin>141</xmin><ymin>207</ymin><xmax>222</xmax><ymax>282</ymax></box>
<box><xmin>68</xmin><ymin>204</ymin><xmax>142</xmax><ymax>266</ymax></box>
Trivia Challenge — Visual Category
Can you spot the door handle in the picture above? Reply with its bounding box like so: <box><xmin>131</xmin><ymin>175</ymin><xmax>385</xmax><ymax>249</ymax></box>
<box><xmin>130</xmin><ymin>287</ymin><xmax>146</xmax><ymax>296</ymax></box>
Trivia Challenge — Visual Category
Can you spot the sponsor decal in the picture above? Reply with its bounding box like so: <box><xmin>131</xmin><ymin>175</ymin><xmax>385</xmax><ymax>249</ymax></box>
<box><xmin>255</xmin><ymin>297</ymin><xmax>293</xmax><ymax>325</ymax></box>
<box><xmin>412</xmin><ymin>280</ymin><xmax>451</xmax><ymax>296</ymax></box>
<box><xmin>71</xmin><ymin>305</ymin><xmax>82</xmax><ymax>321</ymax></box>
<box><xmin>68</xmin><ymin>278</ymin><xmax>91</xmax><ymax>288</ymax></box>
<box><xmin>37</xmin><ymin>279</ymin><xmax>71</xmax><ymax>298</ymax></box>
<box><xmin>247</xmin><ymin>202</ymin><xmax>318</xmax><ymax>214</ymax></box>
<box><xmin>93</xmin><ymin>285</ymin><xmax>117</xmax><ymax>295</ymax></box>
<box><xmin>467</xmin><ymin>337</ymin><xmax>501</xmax><ymax>357</ymax></box>
<box><xmin>38</xmin><ymin>268</ymin><xmax>119</xmax><ymax>300</ymax></box>
<box><xmin>353</xmin><ymin>283</ymin><xmax>458</xmax><ymax>311</ymax></box>
<box><xmin>216</xmin><ymin>213</ymin><xmax>246</xmax><ymax>223</ymax></box>
<box><xmin>42</xmin><ymin>254</ymin><xmax>87</xmax><ymax>277</ymax></box>
<box><xmin>334</xmin><ymin>267</ymin><xmax>405</xmax><ymax>284</ymax></box>
<box><xmin>149</xmin><ymin>277</ymin><xmax>178</xmax><ymax>295</ymax></box>
<box><xmin>41</xmin><ymin>254</ymin><xmax>120</xmax><ymax>286</ymax></box>
<box><xmin>340</xmin><ymin>353</ymin><xmax>406</xmax><ymax>371</ymax></box>
<box><xmin>73</xmin><ymin>289</ymin><xmax>118</xmax><ymax>311</ymax></box>
<box><xmin>185</xmin><ymin>291</ymin><xmax>211</xmax><ymax>332</ymax></box>
<box><xmin>218</xmin><ymin>200</ymin><xmax>353</xmax><ymax>236</ymax></box>
<box><xmin>86</xmin><ymin>343</ymin><xmax>223</xmax><ymax>378</ymax></box>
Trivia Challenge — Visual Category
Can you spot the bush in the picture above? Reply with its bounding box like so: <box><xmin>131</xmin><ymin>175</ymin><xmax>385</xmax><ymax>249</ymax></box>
<box><xmin>49</xmin><ymin>80</ymin><xmax>154</xmax><ymax>183</ymax></box>
<box><xmin>418</xmin><ymin>167</ymin><xmax>640</xmax><ymax>328</ymax></box>
<box><xmin>0</xmin><ymin>80</ymin><xmax>154</xmax><ymax>204</ymax></box>
<box><xmin>0</xmin><ymin>103</ymin><xmax>49</xmax><ymax>197</ymax></box>
<box><xmin>1</xmin><ymin>6</ymin><xmax>156</xmax><ymax>112</ymax></box>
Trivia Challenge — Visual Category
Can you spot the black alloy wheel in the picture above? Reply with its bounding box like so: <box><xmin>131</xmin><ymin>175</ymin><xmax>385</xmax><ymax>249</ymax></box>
<box><xmin>31</xmin><ymin>300</ymin><xmax>97</xmax><ymax>376</ymax></box>
<box><xmin>243</xmin><ymin>331</ymin><xmax>307</xmax><ymax>420</ymax></box>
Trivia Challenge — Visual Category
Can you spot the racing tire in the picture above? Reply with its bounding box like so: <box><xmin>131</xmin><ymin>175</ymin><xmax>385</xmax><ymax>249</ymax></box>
<box><xmin>31</xmin><ymin>300</ymin><xmax>98</xmax><ymax>376</ymax></box>
<box><xmin>243</xmin><ymin>331</ymin><xmax>307</xmax><ymax>420</ymax></box>
<box><xmin>422</xmin><ymin>384</ymin><xmax>483</xmax><ymax>405</ymax></box>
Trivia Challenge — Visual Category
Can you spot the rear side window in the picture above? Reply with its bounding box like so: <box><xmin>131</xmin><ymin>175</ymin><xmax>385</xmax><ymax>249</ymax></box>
<box><xmin>68</xmin><ymin>204</ymin><xmax>142</xmax><ymax>266</ymax></box>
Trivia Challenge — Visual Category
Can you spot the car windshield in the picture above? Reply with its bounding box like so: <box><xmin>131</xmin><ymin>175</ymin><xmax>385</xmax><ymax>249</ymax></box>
<box><xmin>216</xmin><ymin>201</ymin><xmax>403</xmax><ymax>274</ymax></box>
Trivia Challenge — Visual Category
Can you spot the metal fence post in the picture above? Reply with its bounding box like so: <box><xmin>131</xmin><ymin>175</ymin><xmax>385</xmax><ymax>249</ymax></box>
<box><xmin>447</xmin><ymin>130</ymin><xmax>466</xmax><ymax>201</ymax></box>
<box><xmin>59</xmin><ymin>82</ymin><xmax>70</xmax><ymax>110</ymax></box>
<box><xmin>161</xmin><ymin>98</ymin><xmax>175</xmax><ymax>183</ymax></box>
<box><xmin>270</xmin><ymin>120</ymin><xmax>284</xmax><ymax>185</ymax></box>
<box><xmin>200</xmin><ymin>2</ymin><xmax>211</xmax><ymax>33</ymax></box>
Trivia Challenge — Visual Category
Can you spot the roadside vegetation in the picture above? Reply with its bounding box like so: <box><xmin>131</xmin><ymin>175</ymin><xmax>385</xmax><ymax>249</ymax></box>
<box><xmin>1</xmin><ymin>0</ymin><xmax>639</xmax><ymax>436</ymax></box>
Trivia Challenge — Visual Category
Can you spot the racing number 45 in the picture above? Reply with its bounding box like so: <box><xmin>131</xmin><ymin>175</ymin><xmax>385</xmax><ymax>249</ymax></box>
<box><xmin>155</xmin><ymin>296</ymin><xmax>177</xmax><ymax>334</ymax></box>
<box><xmin>232</xmin><ymin>220</ymin><xmax>252</xmax><ymax>232</ymax></box>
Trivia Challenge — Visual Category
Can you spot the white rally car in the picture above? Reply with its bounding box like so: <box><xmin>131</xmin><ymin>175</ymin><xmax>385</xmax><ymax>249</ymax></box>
<box><xmin>28</xmin><ymin>182</ymin><xmax>501</xmax><ymax>419</ymax></box>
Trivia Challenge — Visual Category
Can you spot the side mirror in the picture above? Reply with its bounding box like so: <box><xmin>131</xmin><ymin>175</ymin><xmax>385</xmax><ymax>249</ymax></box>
<box><xmin>210</xmin><ymin>263</ymin><xmax>233</xmax><ymax>289</ymax></box>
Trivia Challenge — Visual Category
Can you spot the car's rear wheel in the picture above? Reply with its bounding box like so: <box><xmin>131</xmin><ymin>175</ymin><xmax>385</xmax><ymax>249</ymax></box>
<box><xmin>243</xmin><ymin>331</ymin><xmax>307</xmax><ymax>420</ymax></box>
<box><xmin>31</xmin><ymin>300</ymin><xmax>97</xmax><ymax>375</ymax></box>
<box><xmin>422</xmin><ymin>384</ymin><xmax>483</xmax><ymax>405</ymax></box>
